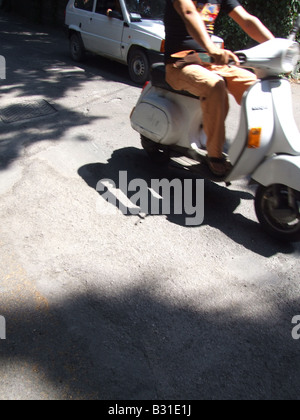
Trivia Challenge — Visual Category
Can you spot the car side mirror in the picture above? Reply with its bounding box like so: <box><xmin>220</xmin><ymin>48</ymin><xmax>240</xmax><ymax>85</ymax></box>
<box><xmin>130</xmin><ymin>13</ymin><xmax>142</xmax><ymax>22</ymax></box>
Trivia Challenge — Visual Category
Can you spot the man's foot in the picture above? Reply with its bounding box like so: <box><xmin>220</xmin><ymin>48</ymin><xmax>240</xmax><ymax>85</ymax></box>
<box><xmin>207</xmin><ymin>156</ymin><xmax>232</xmax><ymax>177</ymax></box>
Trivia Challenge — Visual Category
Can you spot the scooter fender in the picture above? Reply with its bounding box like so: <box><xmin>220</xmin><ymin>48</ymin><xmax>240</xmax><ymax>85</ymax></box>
<box><xmin>252</xmin><ymin>155</ymin><xmax>300</xmax><ymax>191</ymax></box>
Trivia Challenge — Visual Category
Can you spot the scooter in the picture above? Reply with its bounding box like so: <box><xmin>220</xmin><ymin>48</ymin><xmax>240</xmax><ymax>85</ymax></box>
<box><xmin>130</xmin><ymin>16</ymin><xmax>300</xmax><ymax>242</ymax></box>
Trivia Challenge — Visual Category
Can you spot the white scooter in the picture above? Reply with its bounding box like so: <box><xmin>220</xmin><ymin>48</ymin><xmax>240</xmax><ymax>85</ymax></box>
<box><xmin>130</xmin><ymin>16</ymin><xmax>300</xmax><ymax>242</ymax></box>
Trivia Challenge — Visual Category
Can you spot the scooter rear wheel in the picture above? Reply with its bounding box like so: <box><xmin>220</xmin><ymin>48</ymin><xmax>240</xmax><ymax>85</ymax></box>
<box><xmin>141</xmin><ymin>136</ymin><xmax>170</xmax><ymax>164</ymax></box>
<box><xmin>255</xmin><ymin>184</ymin><xmax>300</xmax><ymax>242</ymax></box>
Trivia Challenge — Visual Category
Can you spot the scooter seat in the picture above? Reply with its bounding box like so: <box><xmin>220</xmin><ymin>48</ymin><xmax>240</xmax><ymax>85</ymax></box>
<box><xmin>150</xmin><ymin>63</ymin><xmax>200</xmax><ymax>100</ymax></box>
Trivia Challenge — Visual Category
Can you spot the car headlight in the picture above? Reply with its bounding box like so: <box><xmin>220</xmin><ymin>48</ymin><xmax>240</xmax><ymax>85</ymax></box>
<box><xmin>282</xmin><ymin>42</ymin><xmax>300</xmax><ymax>73</ymax></box>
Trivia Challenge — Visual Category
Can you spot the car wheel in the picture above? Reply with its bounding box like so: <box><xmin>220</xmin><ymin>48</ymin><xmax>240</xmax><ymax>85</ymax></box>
<box><xmin>128</xmin><ymin>48</ymin><xmax>150</xmax><ymax>85</ymax></box>
<box><xmin>70</xmin><ymin>32</ymin><xmax>85</xmax><ymax>62</ymax></box>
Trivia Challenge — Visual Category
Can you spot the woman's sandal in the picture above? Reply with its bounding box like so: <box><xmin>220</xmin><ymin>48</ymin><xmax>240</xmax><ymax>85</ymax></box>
<box><xmin>207</xmin><ymin>156</ymin><xmax>232</xmax><ymax>177</ymax></box>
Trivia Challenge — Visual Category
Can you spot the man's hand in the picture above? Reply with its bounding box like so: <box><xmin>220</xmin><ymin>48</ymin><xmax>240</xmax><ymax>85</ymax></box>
<box><xmin>209</xmin><ymin>48</ymin><xmax>240</xmax><ymax>66</ymax></box>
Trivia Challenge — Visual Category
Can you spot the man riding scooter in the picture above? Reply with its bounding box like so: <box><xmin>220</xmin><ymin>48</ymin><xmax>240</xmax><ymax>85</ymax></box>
<box><xmin>165</xmin><ymin>0</ymin><xmax>275</xmax><ymax>176</ymax></box>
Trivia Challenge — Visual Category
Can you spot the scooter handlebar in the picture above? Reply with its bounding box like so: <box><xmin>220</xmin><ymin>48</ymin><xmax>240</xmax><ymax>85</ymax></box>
<box><xmin>228</xmin><ymin>53</ymin><xmax>246</xmax><ymax>67</ymax></box>
<box><xmin>295</xmin><ymin>14</ymin><xmax>300</xmax><ymax>31</ymax></box>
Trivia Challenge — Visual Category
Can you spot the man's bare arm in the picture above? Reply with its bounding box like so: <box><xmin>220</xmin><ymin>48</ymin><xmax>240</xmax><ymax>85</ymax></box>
<box><xmin>229</xmin><ymin>6</ymin><xmax>275</xmax><ymax>44</ymax></box>
<box><xmin>172</xmin><ymin>0</ymin><xmax>239</xmax><ymax>65</ymax></box>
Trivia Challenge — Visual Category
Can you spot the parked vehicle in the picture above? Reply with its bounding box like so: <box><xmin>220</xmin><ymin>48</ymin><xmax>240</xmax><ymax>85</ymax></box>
<box><xmin>130</xmin><ymin>16</ymin><xmax>300</xmax><ymax>241</ymax></box>
<box><xmin>65</xmin><ymin>0</ymin><xmax>224</xmax><ymax>84</ymax></box>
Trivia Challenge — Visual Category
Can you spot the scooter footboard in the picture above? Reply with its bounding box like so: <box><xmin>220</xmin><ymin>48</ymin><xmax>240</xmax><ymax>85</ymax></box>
<box><xmin>252</xmin><ymin>155</ymin><xmax>300</xmax><ymax>191</ymax></box>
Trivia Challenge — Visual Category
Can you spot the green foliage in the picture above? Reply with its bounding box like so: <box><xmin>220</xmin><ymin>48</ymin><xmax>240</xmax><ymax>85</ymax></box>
<box><xmin>215</xmin><ymin>0</ymin><xmax>300</xmax><ymax>50</ymax></box>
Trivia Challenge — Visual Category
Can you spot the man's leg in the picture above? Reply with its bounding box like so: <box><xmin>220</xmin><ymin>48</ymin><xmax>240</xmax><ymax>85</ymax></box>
<box><xmin>166</xmin><ymin>64</ymin><xmax>229</xmax><ymax>159</ymax></box>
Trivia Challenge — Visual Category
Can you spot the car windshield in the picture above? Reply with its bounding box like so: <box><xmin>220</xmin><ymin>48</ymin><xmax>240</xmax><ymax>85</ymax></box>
<box><xmin>125</xmin><ymin>0</ymin><xmax>165</xmax><ymax>20</ymax></box>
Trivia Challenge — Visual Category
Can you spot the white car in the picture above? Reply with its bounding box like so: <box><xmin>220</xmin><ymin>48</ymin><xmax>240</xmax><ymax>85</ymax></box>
<box><xmin>65</xmin><ymin>0</ymin><xmax>166</xmax><ymax>84</ymax></box>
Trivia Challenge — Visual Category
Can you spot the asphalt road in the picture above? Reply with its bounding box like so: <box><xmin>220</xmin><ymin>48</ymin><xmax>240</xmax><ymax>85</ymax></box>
<box><xmin>0</xmin><ymin>12</ymin><xmax>300</xmax><ymax>400</ymax></box>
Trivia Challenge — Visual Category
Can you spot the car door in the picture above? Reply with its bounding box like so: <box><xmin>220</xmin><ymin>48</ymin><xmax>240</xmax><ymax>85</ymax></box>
<box><xmin>73</xmin><ymin>0</ymin><xmax>96</xmax><ymax>49</ymax></box>
<box><xmin>86</xmin><ymin>0</ymin><xmax>125</xmax><ymax>60</ymax></box>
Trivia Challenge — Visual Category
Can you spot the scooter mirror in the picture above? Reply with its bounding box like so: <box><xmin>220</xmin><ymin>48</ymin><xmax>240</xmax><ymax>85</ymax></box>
<box><xmin>289</xmin><ymin>14</ymin><xmax>300</xmax><ymax>41</ymax></box>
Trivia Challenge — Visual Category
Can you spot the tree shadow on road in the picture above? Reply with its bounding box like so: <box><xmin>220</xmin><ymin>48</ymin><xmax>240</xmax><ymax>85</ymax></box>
<box><xmin>0</xmin><ymin>277</ymin><xmax>299</xmax><ymax>400</ymax></box>
<box><xmin>78</xmin><ymin>147</ymin><xmax>300</xmax><ymax>258</ymax></box>
<box><xmin>0</xmin><ymin>12</ymin><xmax>124</xmax><ymax>170</ymax></box>
<box><xmin>0</xmin><ymin>105</ymin><xmax>107</xmax><ymax>170</ymax></box>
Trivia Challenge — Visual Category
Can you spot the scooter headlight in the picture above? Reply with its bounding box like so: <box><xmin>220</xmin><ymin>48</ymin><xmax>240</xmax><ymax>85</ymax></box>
<box><xmin>282</xmin><ymin>42</ymin><xmax>300</xmax><ymax>73</ymax></box>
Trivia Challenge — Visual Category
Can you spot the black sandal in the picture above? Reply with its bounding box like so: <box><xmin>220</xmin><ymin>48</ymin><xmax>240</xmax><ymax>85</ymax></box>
<box><xmin>207</xmin><ymin>156</ymin><xmax>232</xmax><ymax>177</ymax></box>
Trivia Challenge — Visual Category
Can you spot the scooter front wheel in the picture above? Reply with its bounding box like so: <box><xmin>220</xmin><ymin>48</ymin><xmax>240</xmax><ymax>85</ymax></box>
<box><xmin>255</xmin><ymin>184</ymin><xmax>300</xmax><ymax>242</ymax></box>
<box><xmin>141</xmin><ymin>136</ymin><xmax>170</xmax><ymax>164</ymax></box>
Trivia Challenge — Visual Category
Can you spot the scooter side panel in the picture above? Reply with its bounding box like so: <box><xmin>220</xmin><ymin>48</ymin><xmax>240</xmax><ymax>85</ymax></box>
<box><xmin>160</xmin><ymin>91</ymin><xmax>203</xmax><ymax>148</ymax></box>
<box><xmin>131</xmin><ymin>102</ymin><xmax>170</xmax><ymax>141</ymax></box>
<box><xmin>131</xmin><ymin>85</ymin><xmax>203</xmax><ymax>148</ymax></box>
<box><xmin>252</xmin><ymin>155</ymin><xmax>300</xmax><ymax>191</ymax></box>
<box><xmin>228</xmin><ymin>81</ymin><xmax>274</xmax><ymax>181</ymax></box>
